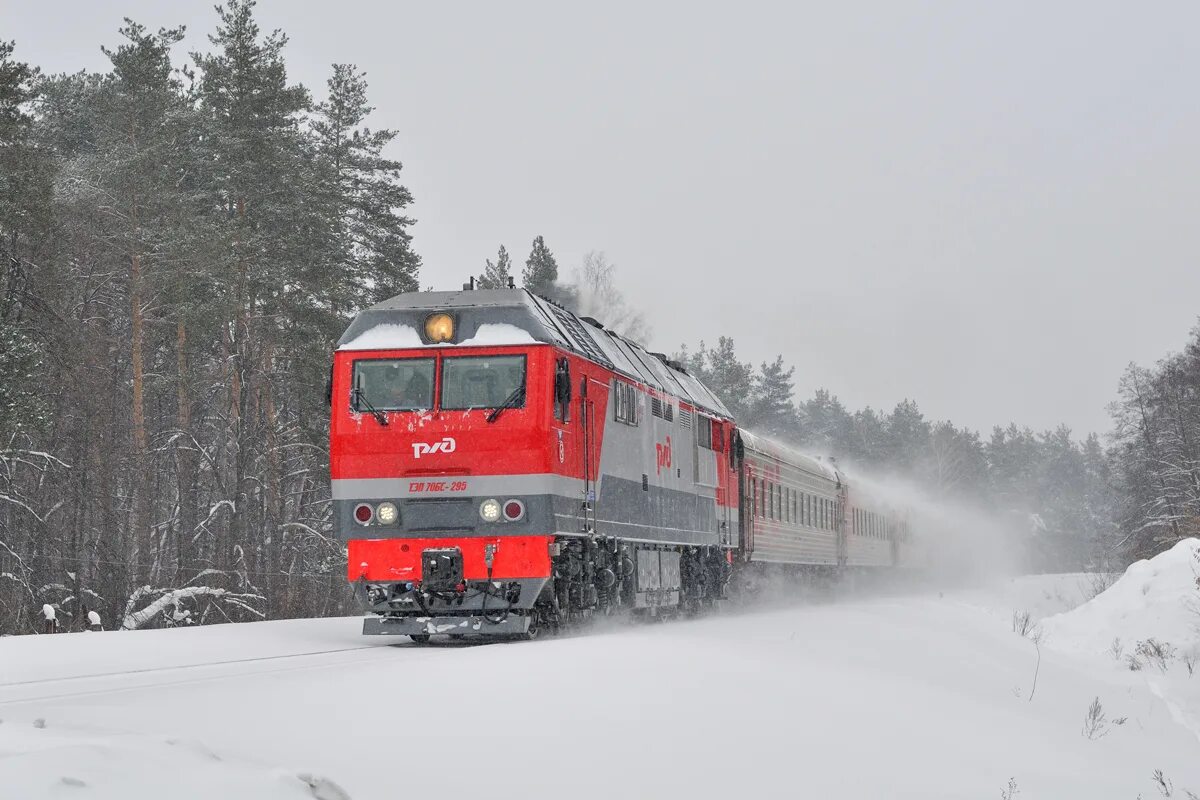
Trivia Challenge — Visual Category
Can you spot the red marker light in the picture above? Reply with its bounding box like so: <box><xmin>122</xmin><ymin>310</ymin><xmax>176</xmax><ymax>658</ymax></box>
<box><xmin>354</xmin><ymin>503</ymin><xmax>374</xmax><ymax>524</ymax></box>
<box><xmin>503</xmin><ymin>500</ymin><xmax>525</xmax><ymax>521</ymax></box>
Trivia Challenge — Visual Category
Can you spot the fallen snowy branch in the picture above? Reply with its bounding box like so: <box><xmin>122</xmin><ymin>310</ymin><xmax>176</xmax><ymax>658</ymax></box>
<box><xmin>121</xmin><ymin>585</ymin><xmax>266</xmax><ymax>630</ymax></box>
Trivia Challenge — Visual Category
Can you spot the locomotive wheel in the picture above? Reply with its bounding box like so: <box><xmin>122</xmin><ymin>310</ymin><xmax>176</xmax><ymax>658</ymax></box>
<box><xmin>410</xmin><ymin>633</ymin><xmax>431</xmax><ymax>645</ymax></box>
<box><xmin>522</xmin><ymin>612</ymin><xmax>541</xmax><ymax>641</ymax></box>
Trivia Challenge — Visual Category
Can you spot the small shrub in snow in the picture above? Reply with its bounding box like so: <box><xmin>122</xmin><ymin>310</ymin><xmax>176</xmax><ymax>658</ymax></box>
<box><xmin>1135</xmin><ymin>639</ymin><xmax>1176</xmax><ymax>673</ymax></box>
<box><xmin>1001</xmin><ymin>777</ymin><xmax>1020</xmax><ymax>799</ymax></box>
<box><xmin>1183</xmin><ymin>651</ymin><xmax>1195</xmax><ymax>677</ymax></box>
<box><xmin>1145</xmin><ymin>768</ymin><xmax>1199</xmax><ymax>799</ymax></box>
<box><xmin>1012</xmin><ymin>610</ymin><xmax>1033</xmax><ymax>637</ymax></box>
<box><xmin>1083</xmin><ymin>570</ymin><xmax>1117</xmax><ymax>599</ymax></box>
<box><xmin>1127</xmin><ymin>654</ymin><xmax>1144</xmax><ymax>671</ymax></box>
<box><xmin>1109</xmin><ymin>637</ymin><xmax>1123</xmax><ymax>660</ymax></box>
<box><xmin>1082</xmin><ymin>696</ymin><xmax>1110</xmax><ymax>740</ymax></box>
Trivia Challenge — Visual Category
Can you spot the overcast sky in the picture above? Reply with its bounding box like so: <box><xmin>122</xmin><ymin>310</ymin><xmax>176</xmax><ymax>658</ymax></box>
<box><xmin>7</xmin><ymin>1</ymin><xmax>1199</xmax><ymax>436</ymax></box>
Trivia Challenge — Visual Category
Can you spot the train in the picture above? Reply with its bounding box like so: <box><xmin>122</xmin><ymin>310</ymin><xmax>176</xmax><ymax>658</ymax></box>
<box><xmin>329</xmin><ymin>287</ymin><xmax>912</xmax><ymax>641</ymax></box>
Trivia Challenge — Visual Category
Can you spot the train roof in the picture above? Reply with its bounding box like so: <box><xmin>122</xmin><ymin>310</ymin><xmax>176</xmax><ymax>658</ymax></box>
<box><xmin>337</xmin><ymin>288</ymin><xmax>732</xmax><ymax>419</ymax></box>
<box><xmin>739</xmin><ymin>429</ymin><xmax>845</xmax><ymax>485</ymax></box>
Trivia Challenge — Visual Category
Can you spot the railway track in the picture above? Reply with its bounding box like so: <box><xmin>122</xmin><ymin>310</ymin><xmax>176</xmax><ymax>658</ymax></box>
<box><xmin>0</xmin><ymin>642</ymin><xmax>401</xmax><ymax>707</ymax></box>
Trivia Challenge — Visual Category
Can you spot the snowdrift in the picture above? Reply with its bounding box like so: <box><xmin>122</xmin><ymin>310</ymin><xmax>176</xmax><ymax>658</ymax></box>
<box><xmin>0</xmin><ymin>719</ymin><xmax>350</xmax><ymax>800</ymax></box>
<box><xmin>1042</xmin><ymin>538</ymin><xmax>1200</xmax><ymax>658</ymax></box>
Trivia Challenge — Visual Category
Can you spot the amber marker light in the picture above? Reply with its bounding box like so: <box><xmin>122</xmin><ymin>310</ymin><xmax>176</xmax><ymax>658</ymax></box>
<box><xmin>424</xmin><ymin>313</ymin><xmax>455</xmax><ymax>343</ymax></box>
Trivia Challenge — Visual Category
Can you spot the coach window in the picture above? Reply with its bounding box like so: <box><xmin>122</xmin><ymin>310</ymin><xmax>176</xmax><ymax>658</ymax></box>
<box><xmin>697</xmin><ymin>416</ymin><xmax>713</xmax><ymax>449</ymax></box>
<box><xmin>353</xmin><ymin>357</ymin><xmax>435</xmax><ymax>412</ymax></box>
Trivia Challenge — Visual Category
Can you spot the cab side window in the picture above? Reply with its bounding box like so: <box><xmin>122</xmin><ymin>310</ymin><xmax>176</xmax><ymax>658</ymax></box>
<box><xmin>554</xmin><ymin>358</ymin><xmax>571</xmax><ymax>422</ymax></box>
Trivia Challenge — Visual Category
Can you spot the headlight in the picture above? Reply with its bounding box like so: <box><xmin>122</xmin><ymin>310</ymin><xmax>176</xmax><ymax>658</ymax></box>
<box><xmin>479</xmin><ymin>498</ymin><xmax>502</xmax><ymax>523</ymax></box>
<box><xmin>424</xmin><ymin>313</ymin><xmax>454</xmax><ymax>343</ymax></box>
<box><xmin>376</xmin><ymin>502</ymin><xmax>398</xmax><ymax>524</ymax></box>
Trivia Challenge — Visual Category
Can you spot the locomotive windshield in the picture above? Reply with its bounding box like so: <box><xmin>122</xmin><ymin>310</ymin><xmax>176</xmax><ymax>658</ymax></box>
<box><xmin>441</xmin><ymin>355</ymin><xmax>526</xmax><ymax>410</ymax></box>
<box><xmin>352</xmin><ymin>357</ymin><xmax>435</xmax><ymax>411</ymax></box>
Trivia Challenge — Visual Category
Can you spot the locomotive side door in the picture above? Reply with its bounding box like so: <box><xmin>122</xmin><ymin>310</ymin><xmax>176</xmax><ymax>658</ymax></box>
<box><xmin>551</xmin><ymin>357</ymin><xmax>582</xmax><ymax>531</ymax></box>
<box><xmin>579</xmin><ymin>373</ymin><xmax>609</xmax><ymax>536</ymax></box>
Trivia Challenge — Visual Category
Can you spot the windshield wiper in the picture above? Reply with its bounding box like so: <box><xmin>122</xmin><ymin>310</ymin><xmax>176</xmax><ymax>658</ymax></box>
<box><xmin>486</xmin><ymin>384</ymin><xmax>526</xmax><ymax>424</ymax></box>
<box><xmin>353</xmin><ymin>385</ymin><xmax>389</xmax><ymax>427</ymax></box>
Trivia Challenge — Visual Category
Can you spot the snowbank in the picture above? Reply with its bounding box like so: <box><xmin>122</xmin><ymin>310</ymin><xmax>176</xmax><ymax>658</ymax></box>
<box><xmin>338</xmin><ymin>323</ymin><xmax>535</xmax><ymax>350</ymax></box>
<box><xmin>1042</xmin><ymin>538</ymin><xmax>1200</xmax><ymax>658</ymax></box>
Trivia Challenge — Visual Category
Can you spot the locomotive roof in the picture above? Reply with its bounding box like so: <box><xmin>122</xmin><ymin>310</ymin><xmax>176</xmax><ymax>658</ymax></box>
<box><xmin>338</xmin><ymin>288</ymin><xmax>732</xmax><ymax>419</ymax></box>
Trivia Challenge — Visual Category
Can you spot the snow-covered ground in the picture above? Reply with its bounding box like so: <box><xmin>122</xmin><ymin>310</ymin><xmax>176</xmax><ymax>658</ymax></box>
<box><xmin>2</xmin><ymin>550</ymin><xmax>1198</xmax><ymax>800</ymax></box>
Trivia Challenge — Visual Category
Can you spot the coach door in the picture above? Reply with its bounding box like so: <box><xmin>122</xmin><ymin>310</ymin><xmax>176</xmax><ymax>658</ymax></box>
<box><xmin>713</xmin><ymin>421</ymin><xmax>736</xmax><ymax>548</ymax></box>
<box><xmin>836</xmin><ymin>485</ymin><xmax>849</xmax><ymax>567</ymax></box>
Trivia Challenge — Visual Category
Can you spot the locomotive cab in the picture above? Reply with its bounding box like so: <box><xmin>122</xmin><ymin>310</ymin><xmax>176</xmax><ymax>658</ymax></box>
<box><xmin>330</xmin><ymin>291</ymin><xmax>584</xmax><ymax>639</ymax></box>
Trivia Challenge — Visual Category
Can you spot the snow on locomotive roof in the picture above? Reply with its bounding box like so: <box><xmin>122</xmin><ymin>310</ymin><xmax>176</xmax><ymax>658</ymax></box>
<box><xmin>338</xmin><ymin>323</ymin><xmax>536</xmax><ymax>351</ymax></box>
<box><xmin>336</xmin><ymin>288</ymin><xmax>731</xmax><ymax>419</ymax></box>
<box><xmin>739</xmin><ymin>429</ymin><xmax>844</xmax><ymax>484</ymax></box>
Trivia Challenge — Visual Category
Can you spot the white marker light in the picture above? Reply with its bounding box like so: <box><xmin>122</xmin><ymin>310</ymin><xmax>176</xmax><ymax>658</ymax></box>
<box><xmin>479</xmin><ymin>498</ymin><xmax>502</xmax><ymax>523</ymax></box>
<box><xmin>376</xmin><ymin>502</ymin><xmax>398</xmax><ymax>524</ymax></box>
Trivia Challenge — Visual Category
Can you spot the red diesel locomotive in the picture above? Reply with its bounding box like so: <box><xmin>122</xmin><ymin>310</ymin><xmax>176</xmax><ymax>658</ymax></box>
<box><xmin>330</xmin><ymin>288</ymin><xmax>910</xmax><ymax>641</ymax></box>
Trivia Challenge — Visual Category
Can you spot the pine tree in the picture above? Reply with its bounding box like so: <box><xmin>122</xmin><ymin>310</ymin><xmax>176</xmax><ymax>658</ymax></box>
<box><xmin>800</xmin><ymin>390</ymin><xmax>853</xmax><ymax>456</ymax></box>
<box><xmin>0</xmin><ymin>40</ymin><xmax>48</xmax><ymax>437</ymax></box>
<box><xmin>702</xmin><ymin>337</ymin><xmax>754</xmax><ymax>420</ymax></box>
<box><xmin>749</xmin><ymin>356</ymin><xmax>798</xmax><ymax>440</ymax></box>
<box><xmin>478</xmin><ymin>245</ymin><xmax>513</xmax><ymax>289</ymax></box>
<box><xmin>522</xmin><ymin>235</ymin><xmax>559</xmax><ymax>295</ymax></box>
<box><xmin>312</xmin><ymin>63</ymin><xmax>419</xmax><ymax>309</ymax></box>
<box><xmin>885</xmin><ymin>400</ymin><xmax>931</xmax><ymax>470</ymax></box>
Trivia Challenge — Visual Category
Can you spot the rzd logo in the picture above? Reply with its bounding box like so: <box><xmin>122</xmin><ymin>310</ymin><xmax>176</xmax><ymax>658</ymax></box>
<box><xmin>655</xmin><ymin>435</ymin><xmax>672</xmax><ymax>475</ymax></box>
<box><xmin>412</xmin><ymin>437</ymin><xmax>456</xmax><ymax>459</ymax></box>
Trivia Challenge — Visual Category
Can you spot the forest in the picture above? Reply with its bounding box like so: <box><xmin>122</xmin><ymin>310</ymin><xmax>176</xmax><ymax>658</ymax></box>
<box><xmin>1</xmin><ymin>2</ymin><xmax>1195</xmax><ymax>634</ymax></box>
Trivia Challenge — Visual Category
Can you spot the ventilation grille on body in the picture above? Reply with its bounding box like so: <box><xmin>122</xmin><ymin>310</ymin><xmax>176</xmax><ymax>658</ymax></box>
<box><xmin>547</xmin><ymin>305</ymin><xmax>613</xmax><ymax>368</ymax></box>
